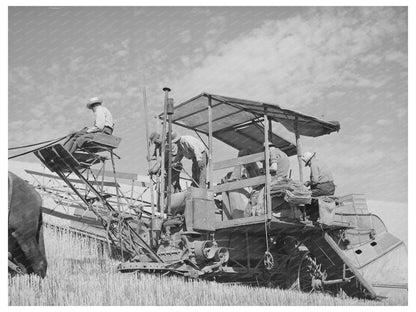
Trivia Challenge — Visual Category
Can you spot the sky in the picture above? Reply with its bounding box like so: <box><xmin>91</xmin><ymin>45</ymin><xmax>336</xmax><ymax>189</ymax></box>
<box><xmin>8</xmin><ymin>6</ymin><xmax>408</xmax><ymax>203</ymax></box>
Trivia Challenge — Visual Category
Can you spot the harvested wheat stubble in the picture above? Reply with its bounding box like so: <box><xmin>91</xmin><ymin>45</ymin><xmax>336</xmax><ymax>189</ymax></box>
<box><xmin>8</xmin><ymin>225</ymin><xmax>408</xmax><ymax>306</ymax></box>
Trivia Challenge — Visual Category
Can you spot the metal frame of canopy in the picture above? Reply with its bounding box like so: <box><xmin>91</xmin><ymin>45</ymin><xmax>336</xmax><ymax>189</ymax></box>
<box><xmin>161</xmin><ymin>92</ymin><xmax>340</xmax><ymax>183</ymax></box>
<box><xmin>156</xmin><ymin>91</ymin><xmax>340</xmax><ymax>223</ymax></box>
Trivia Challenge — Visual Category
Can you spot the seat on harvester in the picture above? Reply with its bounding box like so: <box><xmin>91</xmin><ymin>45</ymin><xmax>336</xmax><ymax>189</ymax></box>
<box><xmin>35</xmin><ymin>133</ymin><xmax>122</xmax><ymax>173</ymax></box>
<box><xmin>80</xmin><ymin>133</ymin><xmax>122</xmax><ymax>153</ymax></box>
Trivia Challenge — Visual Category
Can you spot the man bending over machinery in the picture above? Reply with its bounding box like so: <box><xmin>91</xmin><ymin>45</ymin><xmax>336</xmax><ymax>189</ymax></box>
<box><xmin>172</xmin><ymin>132</ymin><xmax>208</xmax><ymax>188</ymax></box>
<box><xmin>148</xmin><ymin>131</ymin><xmax>182</xmax><ymax>193</ymax></box>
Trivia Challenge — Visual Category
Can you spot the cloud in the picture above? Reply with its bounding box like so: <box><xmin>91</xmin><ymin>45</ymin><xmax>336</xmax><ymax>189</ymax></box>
<box><xmin>376</xmin><ymin>119</ymin><xmax>391</xmax><ymax>126</ymax></box>
<box><xmin>177</xmin><ymin>30</ymin><xmax>191</xmax><ymax>44</ymax></box>
<box><xmin>8</xmin><ymin>7</ymin><xmax>407</xmax><ymax>203</ymax></box>
<box><xmin>169</xmin><ymin>7</ymin><xmax>407</xmax><ymax>112</ymax></box>
<box><xmin>385</xmin><ymin>50</ymin><xmax>407</xmax><ymax>68</ymax></box>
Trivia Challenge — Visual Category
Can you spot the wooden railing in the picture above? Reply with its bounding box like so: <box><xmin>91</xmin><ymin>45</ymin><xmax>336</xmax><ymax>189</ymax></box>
<box><xmin>210</xmin><ymin>152</ymin><xmax>266</xmax><ymax>193</ymax></box>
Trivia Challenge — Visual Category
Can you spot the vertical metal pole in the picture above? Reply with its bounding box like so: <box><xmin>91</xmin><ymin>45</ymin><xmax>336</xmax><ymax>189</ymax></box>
<box><xmin>110</xmin><ymin>152</ymin><xmax>123</xmax><ymax>259</ymax></box>
<box><xmin>264</xmin><ymin>113</ymin><xmax>272</xmax><ymax>221</ymax></box>
<box><xmin>166</xmin><ymin>98</ymin><xmax>174</xmax><ymax>215</ymax></box>
<box><xmin>245</xmin><ymin>231</ymin><xmax>251</xmax><ymax>269</ymax></box>
<box><xmin>295</xmin><ymin>117</ymin><xmax>303</xmax><ymax>183</ymax></box>
<box><xmin>160</xmin><ymin>87</ymin><xmax>170</xmax><ymax>216</ymax></box>
<box><xmin>208</xmin><ymin>96</ymin><xmax>213</xmax><ymax>189</ymax></box>
<box><xmin>156</xmin><ymin>117</ymin><xmax>161</xmax><ymax>215</ymax></box>
<box><xmin>142</xmin><ymin>88</ymin><xmax>156</xmax><ymax>244</ymax></box>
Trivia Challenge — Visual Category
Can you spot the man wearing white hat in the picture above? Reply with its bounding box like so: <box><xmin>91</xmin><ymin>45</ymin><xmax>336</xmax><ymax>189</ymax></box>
<box><xmin>63</xmin><ymin>97</ymin><xmax>114</xmax><ymax>154</ymax></box>
<box><xmin>302</xmin><ymin>151</ymin><xmax>335</xmax><ymax>197</ymax></box>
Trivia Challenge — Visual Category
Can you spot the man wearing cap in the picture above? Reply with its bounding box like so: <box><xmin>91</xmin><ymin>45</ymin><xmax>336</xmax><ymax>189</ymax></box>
<box><xmin>148</xmin><ymin>132</ymin><xmax>162</xmax><ymax>161</ymax></box>
<box><xmin>266</xmin><ymin>142</ymin><xmax>290</xmax><ymax>179</ymax></box>
<box><xmin>148</xmin><ymin>131</ymin><xmax>181</xmax><ymax>193</ymax></box>
<box><xmin>172</xmin><ymin>132</ymin><xmax>208</xmax><ymax>188</ymax></box>
<box><xmin>63</xmin><ymin>97</ymin><xmax>114</xmax><ymax>154</ymax></box>
<box><xmin>302</xmin><ymin>152</ymin><xmax>335</xmax><ymax>197</ymax></box>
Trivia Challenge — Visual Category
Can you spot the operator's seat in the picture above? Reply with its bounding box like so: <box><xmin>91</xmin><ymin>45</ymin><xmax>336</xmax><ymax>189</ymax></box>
<box><xmin>80</xmin><ymin>133</ymin><xmax>122</xmax><ymax>154</ymax></box>
<box><xmin>35</xmin><ymin>133</ymin><xmax>122</xmax><ymax>173</ymax></box>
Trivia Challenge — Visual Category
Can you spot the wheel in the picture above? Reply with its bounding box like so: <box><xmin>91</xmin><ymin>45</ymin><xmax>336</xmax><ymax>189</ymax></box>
<box><xmin>294</xmin><ymin>252</ymin><xmax>326</xmax><ymax>293</ymax></box>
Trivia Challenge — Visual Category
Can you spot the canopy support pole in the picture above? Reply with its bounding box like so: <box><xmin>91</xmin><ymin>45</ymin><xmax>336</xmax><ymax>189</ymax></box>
<box><xmin>166</xmin><ymin>98</ymin><xmax>174</xmax><ymax>215</ymax></box>
<box><xmin>264</xmin><ymin>111</ymin><xmax>272</xmax><ymax>221</ymax></box>
<box><xmin>142</xmin><ymin>88</ymin><xmax>155</xmax><ymax>228</ymax></box>
<box><xmin>160</xmin><ymin>87</ymin><xmax>170</xmax><ymax>216</ymax></box>
<box><xmin>208</xmin><ymin>96</ymin><xmax>213</xmax><ymax>188</ymax></box>
<box><xmin>295</xmin><ymin>117</ymin><xmax>303</xmax><ymax>183</ymax></box>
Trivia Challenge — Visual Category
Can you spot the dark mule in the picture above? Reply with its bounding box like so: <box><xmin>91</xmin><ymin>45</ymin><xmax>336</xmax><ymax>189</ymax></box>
<box><xmin>8</xmin><ymin>172</ymin><xmax>47</xmax><ymax>277</ymax></box>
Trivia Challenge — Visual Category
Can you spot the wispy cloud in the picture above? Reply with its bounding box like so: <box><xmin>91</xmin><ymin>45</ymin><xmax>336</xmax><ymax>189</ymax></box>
<box><xmin>8</xmin><ymin>7</ymin><xmax>407</xmax><ymax>202</ymax></box>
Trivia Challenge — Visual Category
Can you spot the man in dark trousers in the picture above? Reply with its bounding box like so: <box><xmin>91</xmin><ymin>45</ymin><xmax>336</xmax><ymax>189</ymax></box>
<box><xmin>302</xmin><ymin>151</ymin><xmax>335</xmax><ymax>197</ymax></box>
<box><xmin>172</xmin><ymin>132</ymin><xmax>208</xmax><ymax>188</ymax></box>
<box><xmin>148</xmin><ymin>131</ymin><xmax>182</xmax><ymax>193</ymax></box>
<box><xmin>63</xmin><ymin>97</ymin><xmax>114</xmax><ymax>154</ymax></box>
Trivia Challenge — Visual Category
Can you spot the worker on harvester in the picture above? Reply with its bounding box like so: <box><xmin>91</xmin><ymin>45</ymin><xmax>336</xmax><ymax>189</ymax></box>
<box><xmin>148</xmin><ymin>131</ymin><xmax>182</xmax><ymax>193</ymax></box>
<box><xmin>171</xmin><ymin>132</ymin><xmax>208</xmax><ymax>188</ymax></box>
<box><xmin>63</xmin><ymin>97</ymin><xmax>114</xmax><ymax>154</ymax></box>
<box><xmin>265</xmin><ymin>142</ymin><xmax>290</xmax><ymax>179</ymax></box>
<box><xmin>302</xmin><ymin>151</ymin><xmax>335</xmax><ymax>197</ymax></box>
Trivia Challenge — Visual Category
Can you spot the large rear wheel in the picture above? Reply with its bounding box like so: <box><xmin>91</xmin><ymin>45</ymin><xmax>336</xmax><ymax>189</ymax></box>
<box><xmin>293</xmin><ymin>252</ymin><xmax>326</xmax><ymax>293</ymax></box>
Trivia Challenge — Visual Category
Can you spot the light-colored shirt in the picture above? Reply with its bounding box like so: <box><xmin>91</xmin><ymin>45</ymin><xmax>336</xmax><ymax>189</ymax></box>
<box><xmin>310</xmin><ymin>158</ymin><xmax>334</xmax><ymax>185</ymax></box>
<box><xmin>173</xmin><ymin>135</ymin><xmax>207</xmax><ymax>162</ymax></box>
<box><xmin>152</xmin><ymin>141</ymin><xmax>178</xmax><ymax>159</ymax></box>
<box><xmin>270</xmin><ymin>147</ymin><xmax>290</xmax><ymax>178</ymax></box>
<box><xmin>88</xmin><ymin>106</ymin><xmax>114</xmax><ymax>133</ymax></box>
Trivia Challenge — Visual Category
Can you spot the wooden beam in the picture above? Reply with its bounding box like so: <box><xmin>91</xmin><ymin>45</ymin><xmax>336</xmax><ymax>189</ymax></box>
<box><xmin>25</xmin><ymin>169</ymin><xmax>121</xmax><ymax>188</ymax></box>
<box><xmin>90</xmin><ymin>169</ymin><xmax>138</xmax><ymax>181</ymax></box>
<box><xmin>42</xmin><ymin>207</ymin><xmax>103</xmax><ymax>227</ymax></box>
<box><xmin>208</xmin><ymin>96</ymin><xmax>213</xmax><ymax>188</ymax></box>
<box><xmin>264</xmin><ymin>112</ymin><xmax>272</xmax><ymax>221</ymax></box>
<box><xmin>295</xmin><ymin>117</ymin><xmax>303</xmax><ymax>182</ymax></box>
<box><xmin>217</xmin><ymin>215</ymin><xmax>268</xmax><ymax>229</ymax></box>
<box><xmin>212</xmin><ymin>152</ymin><xmax>265</xmax><ymax>171</ymax></box>
<box><xmin>160</xmin><ymin>88</ymin><xmax>170</xmax><ymax>215</ymax></box>
<box><xmin>211</xmin><ymin>175</ymin><xmax>266</xmax><ymax>193</ymax></box>
<box><xmin>167</xmin><ymin>98</ymin><xmax>174</xmax><ymax>214</ymax></box>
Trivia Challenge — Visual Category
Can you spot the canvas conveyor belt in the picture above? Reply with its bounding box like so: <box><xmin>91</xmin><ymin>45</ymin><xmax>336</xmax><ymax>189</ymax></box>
<box><xmin>34</xmin><ymin>144</ymin><xmax>163</xmax><ymax>263</ymax></box>
<box><xmin>302</xmin><ymin>233</ymin><xmax>377</xmax><ymax>299</ymax></box>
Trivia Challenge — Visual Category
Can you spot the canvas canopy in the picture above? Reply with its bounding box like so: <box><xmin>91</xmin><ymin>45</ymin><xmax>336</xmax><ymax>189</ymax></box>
<box><xmin>161</xmin><ymin>93</ymin><xmax>340</xmax><ymax>156</ymax></box>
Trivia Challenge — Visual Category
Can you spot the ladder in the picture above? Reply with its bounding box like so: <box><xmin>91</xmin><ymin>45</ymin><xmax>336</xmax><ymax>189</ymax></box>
<box><xmin>34</xmin><ymin>143</ymin><xmax>162</xmax><ymax>263</ymax></box>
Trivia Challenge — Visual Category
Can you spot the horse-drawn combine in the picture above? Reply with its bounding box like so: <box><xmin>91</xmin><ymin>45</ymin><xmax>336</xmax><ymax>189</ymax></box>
<box><xmin>31</xmin><ymin>90</ymin><xmax>407</xmax><ymax>300</ymax></box>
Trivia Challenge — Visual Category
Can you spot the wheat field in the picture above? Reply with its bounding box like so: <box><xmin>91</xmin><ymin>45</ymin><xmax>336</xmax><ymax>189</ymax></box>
<box><xmin>8</xmin><ymin>224</ymin><xmax>407</xmax><ymax>306</ymax></box>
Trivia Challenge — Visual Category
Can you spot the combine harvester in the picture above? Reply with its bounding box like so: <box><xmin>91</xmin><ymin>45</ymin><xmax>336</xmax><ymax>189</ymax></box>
<box><xmin>34</xmin><ymin>89</ymin><xmax>407</xmax><ymax>300</ymax></box>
